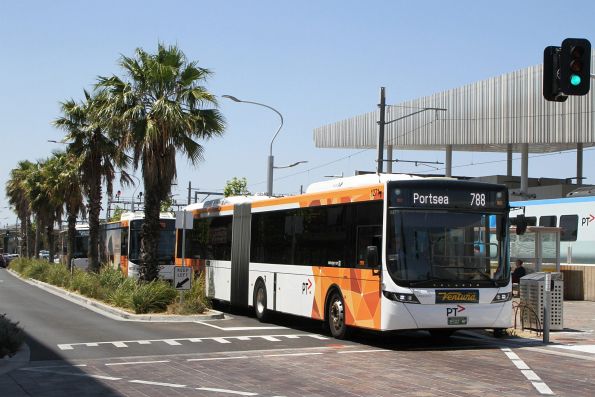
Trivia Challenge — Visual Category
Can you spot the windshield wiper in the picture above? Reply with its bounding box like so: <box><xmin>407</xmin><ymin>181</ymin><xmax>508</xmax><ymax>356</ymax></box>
<box><xmin>474</xmin><ymin>271</ymin><xmax>498</xmax><ymax>286</ymax></box>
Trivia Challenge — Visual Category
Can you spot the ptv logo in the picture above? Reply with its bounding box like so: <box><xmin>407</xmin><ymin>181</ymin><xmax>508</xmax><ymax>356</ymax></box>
<box><xmin>446</xmin><ymin>305</ymin><xmax>466</xmax><ymax>317</ymax></box>
<box><xmin>581</xmin><ymin>214</ymin><xmax>595</xmax><ymax>227</ymax></box>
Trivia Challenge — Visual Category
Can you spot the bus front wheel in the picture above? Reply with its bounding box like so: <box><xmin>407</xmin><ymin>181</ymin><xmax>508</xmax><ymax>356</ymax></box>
<box><xmin>327</xmin><ymin>291</ymin><xmax>348</xmax><ymax>339</ymax></box>
<box><xmin>253</xmin><ymin>281</ymin><xmax>269</xmax><ymax>322</ymax></box>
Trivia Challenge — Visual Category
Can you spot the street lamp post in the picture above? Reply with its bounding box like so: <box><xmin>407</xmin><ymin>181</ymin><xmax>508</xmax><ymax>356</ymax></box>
<box><xmin>222</xmin><ymin>95</ymin><xmax>284</xmax><ymax>197</ymax></box>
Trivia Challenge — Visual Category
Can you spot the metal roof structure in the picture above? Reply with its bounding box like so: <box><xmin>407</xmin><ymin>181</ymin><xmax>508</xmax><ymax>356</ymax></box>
<box><xmin>314</xmin><ymin>56</ymin><xmax>595</xmax><ymax>154</ymax></box>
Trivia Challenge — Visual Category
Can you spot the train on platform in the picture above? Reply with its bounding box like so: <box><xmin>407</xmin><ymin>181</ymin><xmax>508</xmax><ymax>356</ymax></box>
<box><xmin>510</xmin><ymin>196</ymin><xmax>595</xmax><ymax>265</ymax></box>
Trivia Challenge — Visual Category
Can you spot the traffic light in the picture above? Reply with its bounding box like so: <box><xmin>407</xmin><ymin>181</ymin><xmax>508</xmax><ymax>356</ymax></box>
<box><xmin>560</xmin><ymin>38</ymin><xmax>591</xmax><ymax>95</ymax></box>
<box><xmin>543</xmin><ymin>38</ymin><xmax>591</xmax><ymax>101</ymax></box>
<box><xmin>543</xmin><ymin>46</ymin><xmax>567</xmax><ymax>102</ymax></box>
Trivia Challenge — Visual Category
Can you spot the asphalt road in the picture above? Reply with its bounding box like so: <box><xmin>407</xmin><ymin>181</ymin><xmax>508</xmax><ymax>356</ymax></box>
<box><xmin>2</xmin><ymin>268</ymin><xmax>595</xmax><ymax>397</ymax></box>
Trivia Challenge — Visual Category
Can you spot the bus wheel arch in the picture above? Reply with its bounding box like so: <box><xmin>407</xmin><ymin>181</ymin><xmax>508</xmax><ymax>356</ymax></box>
<box><xmin>253</xmin><ymin>278</ymin><xmax>269</xmax><ymax>322</ymax></box>
<box><xmin>325</xmin><ymin>285</ymin><xmax>349</xmax><ymax>339</ymax></box>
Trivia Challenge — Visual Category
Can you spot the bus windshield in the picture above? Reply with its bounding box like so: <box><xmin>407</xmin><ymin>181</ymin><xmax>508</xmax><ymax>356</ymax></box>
<box><xmin>386</xmin><ymin>210</ymin><xmax>508</xmax><ymax>287</ymax></box>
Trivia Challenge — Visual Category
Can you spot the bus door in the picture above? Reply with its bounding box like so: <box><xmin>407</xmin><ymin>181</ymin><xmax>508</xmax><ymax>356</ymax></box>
<box><xmin>230</xmin><ymin>203</ymin><xmax>251</xmax><ymax>306</ymax></box>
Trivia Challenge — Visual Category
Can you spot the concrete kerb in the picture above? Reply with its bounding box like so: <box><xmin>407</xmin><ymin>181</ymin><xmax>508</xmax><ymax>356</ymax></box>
<box><xmin>6</xmin><ymin>269</ymin><xmax>224</xmax><ymax>322</ymax></box>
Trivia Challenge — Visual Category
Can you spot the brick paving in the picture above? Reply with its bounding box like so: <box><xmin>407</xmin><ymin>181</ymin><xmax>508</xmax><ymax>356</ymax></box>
<box><xmin>2</xmin><ymin>299</ymin><xmax>595</xmax><ymax>396</ymax></box>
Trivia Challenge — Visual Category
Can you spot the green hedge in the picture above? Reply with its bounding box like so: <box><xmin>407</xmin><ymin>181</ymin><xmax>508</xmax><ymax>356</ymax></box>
<box><xmin>9</xmin><ymin>258</ymin><xmax>209</xmax><ymax>315</ymax></box>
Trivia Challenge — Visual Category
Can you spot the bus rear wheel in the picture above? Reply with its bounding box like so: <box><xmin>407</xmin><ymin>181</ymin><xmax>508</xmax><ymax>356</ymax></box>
<box><xmin>253</xmin><ymin>282</ymin><xmax>269</xmax><ymax>322</ymax></box>
<box><xmin>327</xmin><ymin>291</ymin><xmax>348</xmax><ymax>339</ymax></box>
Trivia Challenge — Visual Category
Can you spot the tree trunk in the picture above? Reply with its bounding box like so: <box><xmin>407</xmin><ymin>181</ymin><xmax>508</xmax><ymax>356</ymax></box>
<box><xmin>46</xmin><ymin>219</ymin><xmax>55</xmax><ymax>263</ymax></box>
<box><xmin>26</xmin><ymin>216</ymin><xmax>34</xmax><ymax>258</ymax></box>
<box><xmin>34</xmin><ymin>216</ymin><xmax>41</xmax><ymax>258</ymax></box>
<box><xmin>87</xmin><ymin>174</ymin><xmax>102</xmax><ymax>272</ymax></box>
<box><xmin>66</xmin><ymin>210</ymin><xmax>77</xmax><ymax>271</ymax></box>
<box><xmin>19</xmin><ymin>212</ymin><xmax>27</xmax><ymax>257</ymax></box>
<box><xmin>139</xmin><ymin>188</ymin><xmax>161</xmax><ymax>282</ymax></box>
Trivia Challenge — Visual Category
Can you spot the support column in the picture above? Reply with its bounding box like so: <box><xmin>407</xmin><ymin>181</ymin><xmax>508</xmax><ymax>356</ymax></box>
<box><xmin>386</xmin><ymin>145</ymin><xmax>393</xmax><ymax>174</ymax></box>
<box><xmin>445</xmin><ymin>145</ymin><xmax>452</xmax><ymax>177</ymax></box>
<box><xmin>376</xmin><ymin>87</ymin><xmax>386</xmax><ymax>174</ymax></box>
<box><xmin>507</xmin><ymin>144</ymin><xmax>513</xmax><ymax>178</ymax></box>
<box><xmin>521</xmin><ymin>143</ymin><xmax>529</xmax><ymax>196</ymax></box>
<box><xmin>577</xmin><ymin>143</ymin><xmax>583</xmax><ymax>186</ymax></box>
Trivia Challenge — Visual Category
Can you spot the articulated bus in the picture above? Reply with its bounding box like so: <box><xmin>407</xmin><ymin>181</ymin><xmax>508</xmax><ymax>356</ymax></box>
<box><xmin>178</xmin><ymin>174</ymin><xmax>512</xmax><ymax>338</ymax></box>
<box><xmin>101</xmin><ymin>212</ymin><xmax>177</xmax><ymax>279</ymax></box>
<box><xmin>58</xmin><ymin>224</ymin><xmax>90</xmax><ymax>269</ymax></box>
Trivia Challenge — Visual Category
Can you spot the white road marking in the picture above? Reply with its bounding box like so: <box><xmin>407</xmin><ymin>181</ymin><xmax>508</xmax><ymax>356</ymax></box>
<box><xmin>501</xmin><ymin>348</ymin><xmax>554</xmax><ymax>395</ymax></box>
<box><xmin>56</xmin><ymin>334</ymin><xmax>329</xmax><ymax>350</ymax></box>
<box><xmin>260</xmin><ymin>336</ymin><xmax>281</xmax><ymax>342</ymax></box>
<box><xmin>338</xmin><ymin>349</ymin><xmax>390</xmax><ymax>354</ymax></box>
<box><xmin>263</xmin><ymin>352</ymin><xmax>323</xmax><ymax>358</ymax></box>
<box><xmin>195</xmin><ymin>321</ymin><xmax>286</xmax><ymax>331</ymax></box>
<box><xmin>552</xmin><ymin>344</ymin><xmax>595</xmax><ymax>354</ymax></box>
<box><xmin>106</xmin><ymin>360</ymin><xmax>170</xmax><ymax>366</ymax></box>
<box><xmin>196</xmin><ymin>387</ymin><xmax>257</xmax><ymax>396</ymax></box>
<box><xmin>188</xmin><ymin>356</ymin><xmax>251</xmax><ymax>362</ymax></box>
<box><xmin>129</xmin><ymin>380</ymin><xmax>186</xmax><ymax>388</ymax></box>
<box><xmin>21</xmin><ymin>366</ymin><xmax>259</xmax><ymax>395</ymax></box>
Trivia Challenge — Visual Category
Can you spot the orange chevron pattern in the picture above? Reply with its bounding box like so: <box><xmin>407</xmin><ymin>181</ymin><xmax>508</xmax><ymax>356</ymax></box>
<box><xmin>311</xmin><ymin>267</ymin><xmax>381</xmax><ymax>329</ymax></box>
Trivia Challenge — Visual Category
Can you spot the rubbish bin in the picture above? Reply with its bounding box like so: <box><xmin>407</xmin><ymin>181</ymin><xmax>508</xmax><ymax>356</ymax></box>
<box><xmin>520</xmin><ymin>272</ymin><xmax>564</xmax><ymax>331</ymax></box>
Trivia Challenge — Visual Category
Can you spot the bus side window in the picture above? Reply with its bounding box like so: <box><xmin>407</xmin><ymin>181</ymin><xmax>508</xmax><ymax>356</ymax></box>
<box><xmin>356</xmin><ymin>225</ymin><xmax>382</xmax><ymax>267</ymax></box>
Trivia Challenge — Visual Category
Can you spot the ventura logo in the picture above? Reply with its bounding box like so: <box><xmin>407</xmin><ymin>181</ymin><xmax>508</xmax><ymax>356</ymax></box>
<box><xmin>436</xmin><ymin>290</ymin><xmax>479</xmax><ymax>304</ymax></box>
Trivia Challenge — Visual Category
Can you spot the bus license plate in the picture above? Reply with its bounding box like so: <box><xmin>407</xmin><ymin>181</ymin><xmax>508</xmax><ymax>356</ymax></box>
<box><xmin>448</xmin><ymin>316</ymin><xmax>467</xmax><ymax>325</ymax></box>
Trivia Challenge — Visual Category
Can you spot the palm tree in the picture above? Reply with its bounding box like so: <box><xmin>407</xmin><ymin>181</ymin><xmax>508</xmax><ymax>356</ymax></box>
<box><xmin>49</xmin><ymin>151</ymin><xmax>86</xmax><ymax>269</ymax></box>
<box><xmin>5</xmin><ymin>160</ymin><xmax>35</xmax><ymax>257</ymax></box>
<box><xmin>97</xmin><ymin>43</ymin><xmax>225</xmax><ymax>281</ymax></box>
<box><xmin>39</xmin><ymin>154</ymin><xmax>72</xmax><ymax>263</ymax></box>
<box><xmin>54</xmin><ymin>91</ymin><xmax>130</xmax><ymax>272</ymax></box>
<box><xmin>25</xmin><ymin>160</ymin><xmax>54</xmax><ymax>259</ymax></box>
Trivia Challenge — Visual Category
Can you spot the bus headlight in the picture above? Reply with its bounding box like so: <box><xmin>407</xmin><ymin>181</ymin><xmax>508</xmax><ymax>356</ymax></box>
<box><xmin>491</xmin><ymin>292</ymin><xmax>512</xmax><ymax>303</ymax></box>
<box><xmin>383</xmin><ymin>291</ymin><xmax>420</xmax><ymax>304</ymax></box>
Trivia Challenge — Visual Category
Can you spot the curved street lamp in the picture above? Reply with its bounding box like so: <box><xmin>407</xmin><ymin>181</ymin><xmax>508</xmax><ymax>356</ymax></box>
<box><xmin>222</xmin><ymin>95</ymin><xmax>284</xmax><ymax>196</ymax></box>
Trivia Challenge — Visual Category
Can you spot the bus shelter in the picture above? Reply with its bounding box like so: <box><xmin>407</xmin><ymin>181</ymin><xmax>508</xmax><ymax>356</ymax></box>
<box><xmin>510</xmin><ymin>226</ymin><xmax>561</xmax><ymax>273</ymax></box>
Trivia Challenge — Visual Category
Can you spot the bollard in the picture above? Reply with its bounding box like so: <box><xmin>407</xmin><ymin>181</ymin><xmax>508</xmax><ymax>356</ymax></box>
<box><xmin>543</xmin><ymin>272</ymin><xmax>551</xmax><ymax>344</ymax></box>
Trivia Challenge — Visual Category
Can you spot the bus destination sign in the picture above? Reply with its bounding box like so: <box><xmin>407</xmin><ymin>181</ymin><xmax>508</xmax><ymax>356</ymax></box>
<box><xmin>389</xmin><ymin>187</ymin><xmax>506</xmax><ymax>210</ymax></box>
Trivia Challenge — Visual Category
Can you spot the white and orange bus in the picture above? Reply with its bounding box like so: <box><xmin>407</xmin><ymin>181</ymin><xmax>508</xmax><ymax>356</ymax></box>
<box><xmin>101</xmin><ymin>212</ymin><xmax>177</xmax><ymax>279</ymax></box>
<box><xmin>177</xmin><ymin>174</ymin><xmax>512</xmax><ymax>338</ymax></box>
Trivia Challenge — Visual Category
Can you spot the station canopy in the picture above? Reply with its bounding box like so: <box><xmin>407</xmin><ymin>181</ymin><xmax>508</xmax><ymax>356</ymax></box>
<box><xmin>313</xmin><ymin>56</ymin><xmax>595</xmax><ymax>154</ymax></box>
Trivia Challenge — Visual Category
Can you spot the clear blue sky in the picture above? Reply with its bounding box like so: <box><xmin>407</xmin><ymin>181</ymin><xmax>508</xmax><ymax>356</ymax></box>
<box><xmin>2</xmin><ymin>0</ymin><xmax>595</xmax><ymax>223</ymax></box>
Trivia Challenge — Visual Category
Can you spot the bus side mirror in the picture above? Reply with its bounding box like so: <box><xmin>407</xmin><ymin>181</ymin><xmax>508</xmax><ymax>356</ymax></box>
<box><xmin>366</xmin><ymin>246</ymin><xmax>379</xmax><ymax>268</ymax></box>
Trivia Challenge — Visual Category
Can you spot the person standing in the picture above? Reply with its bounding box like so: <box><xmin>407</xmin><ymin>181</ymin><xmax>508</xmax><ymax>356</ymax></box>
<box><xmin>512</xmin><ymin>259</ymin><xmax>526</xmax><ymax>284</ymax></box>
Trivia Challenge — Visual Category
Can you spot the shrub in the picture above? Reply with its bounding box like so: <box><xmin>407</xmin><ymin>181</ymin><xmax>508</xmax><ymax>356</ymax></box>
<box><xmin>107</xmin><ymin>277</ymin><xmax>137</xmax><ymax>310</ymax></box>
<box><xmin>98</xmin><ymin>265</ymin><xmax>125</xmax><ymax>291</ymax></box>
<box><xmin>70</xmin><ymin>269</ymin><xmax>104</xmax><ymax>300</ymax></box>
<box><xmin>176</xmin><ymin>272</ymin><xmax>209</xmax><ymax>314</ymax></box>
<box><xmin>46</xmin><ymin>263</ymin><xmax>72</xmax><ymax>288</ymax></box>
<box><xmin>132</xmin><ymin>280</ymin><xmax>177</xmax><ymax>314</ymax></box>
<box><xmin>22</xmin><ymin>260</ymin><xmax>51</xmax><ymax>282</ymax></box>
<box><xmin>8</xmin><ymin>258</ymin><xmax>27</xmax><ymax>273</ymax></box>
<box><xmin>0</xmin><ymin>314</ymin><xmax>25</xmax><ymax>359</ymax></box>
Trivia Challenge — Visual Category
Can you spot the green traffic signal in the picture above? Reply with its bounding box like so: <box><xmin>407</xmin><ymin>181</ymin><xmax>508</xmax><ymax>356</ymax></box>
<box><xmin>570</xmin><ymin>74</ymin><xmax>582</xmax><ymax>86</ymax></box>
